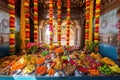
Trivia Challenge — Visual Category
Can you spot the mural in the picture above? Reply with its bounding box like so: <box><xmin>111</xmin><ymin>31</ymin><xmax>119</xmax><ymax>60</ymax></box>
<box><xmin>0</xmin><ymin>10</ymin><xmax>9</xmax><ymax>46</ymax></box>
<box><xmin>99</xmin><ymin>8</ymin><xmax>120</xmax><ymax>46</ymax></box>
<box><xmin>100</xmin><ymin>8</ymin><xmax>119</xmax><ymax>34</ymax></box>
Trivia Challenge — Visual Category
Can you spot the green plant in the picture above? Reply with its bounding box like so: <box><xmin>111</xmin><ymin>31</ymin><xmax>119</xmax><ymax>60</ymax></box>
<box><xmin>86</xmin><ymin>41</ymin><xmax>99</xmax><ymax>53</ymax></box>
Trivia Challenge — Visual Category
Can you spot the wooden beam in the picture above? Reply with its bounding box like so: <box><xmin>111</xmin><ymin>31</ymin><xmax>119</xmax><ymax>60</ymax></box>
<box><xmin>0</xmin><ymin>0</ymin><xmax>8</xmax><ymax>11</ymax></box>
<box><xmin>101</xmin><ymin>0</ymin><xmax>120</xmax><ymax>15</ymax></box>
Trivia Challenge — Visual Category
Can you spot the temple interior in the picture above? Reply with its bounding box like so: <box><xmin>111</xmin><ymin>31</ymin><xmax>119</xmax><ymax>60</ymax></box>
<box><xmin>0</xmin><ymin>0</ymin><xmax>120</xmax><ymax>80</ymax></box>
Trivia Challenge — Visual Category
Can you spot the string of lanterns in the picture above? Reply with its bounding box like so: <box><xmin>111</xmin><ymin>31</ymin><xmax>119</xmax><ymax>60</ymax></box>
<box><xmin>94</xmin><ymin>0</ymin><xmax>101</xmax><ymax>43</ymax></box>
<box><xmin>85</xmin><ymin>0</ymin><xmax>90</xmax><ymax>46</ymax></box>
<box><xmin>66</xmin><ymin>0</ymin><xmax>71</xmax><ymax>49</ymax></box>
<box><xmin>24</xmin><ymin>0</ymin><xmax>30</xmax><ymax>43</ymax></box>
<box><xmin>8</xmin><ymin>0</ymin><xmax>15</xmax><ymax>54</ymax></box>
<box><xmin>57</xmin><ymin>0</ymin><xmax>61</xmax><ymax>46</ymax></box>
<box><xmin>49</xmin><ymin>0</ymin><xmax>53</xmax><ymax>49</ymax></box>
<box><xmin>34</xmin><ymin>0</ymin><xmax>38</xmax><ymax>42</ymax></box>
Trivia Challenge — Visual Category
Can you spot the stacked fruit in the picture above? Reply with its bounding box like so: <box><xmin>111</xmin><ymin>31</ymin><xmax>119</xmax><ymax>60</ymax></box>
<box><xmin>36</xmin><ymin>57</ymin><xmax>45</xmax><ymax>65</ymax></box>
<box><xmin>47</xmin><ymin>69</ymin><xmax>55</xmax><ymax>76</ymax></box>
<box><xmin>100</xmin><ymin>57</ymin><xmax>115</xmax><ymax>66</ymax></box>
<box><xmin>88</xmin><ymin>69</ymin><xmax>100</xmax><ymax>76</ymax></box>
<box><xmin>109</xmin><ymin>65</ymin><xmax>120</xmax><ymax>73</ymax></box>
<box><xmin>22</xmin><ymin>64</ymin><xmax>35</xmax><ymax>74</ymax></box>
<box><xmin>36</xmin><ymin>66</ymin><xmax>47</xmax><ymax>75</ymax></box>
<box><xmin>98</xmin><ymin>64</ymin><xmax>113</xmax><ymax>75</ymax></box>
<box><xmin>90</xmin><ymin>53</ymin><xmax>102</xmax><ymax>61</ymax></box>
<box><xmin>11</xmin><ymin>62</ymin><xmax>25</xmax><ymax>71</ymax></box>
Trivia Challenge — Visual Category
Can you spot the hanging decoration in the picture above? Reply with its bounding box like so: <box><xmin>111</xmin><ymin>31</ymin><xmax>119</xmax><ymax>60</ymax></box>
<box><xmin>34</xmin><ymin>0</ymin><xmax>38</xmax><ymax>42</ymax></box>
<box><xmin>8</xmin><ymin>0</ymin><xmax>15</xmax><ymax>54</ymax></box>
<box><xmin>66</xmin><ymin>0</ymin><xmax>71</xmax><ymax>49</ymax></box>
<box><xmin>24</xmin><ymin>0</ymin><xmax>30</xmax><ymax>43</ymax></box>
<box><xmin>49</xmin><ymin>0</ymin><xmax>53</xmax><ymax>49</ymax></box>
<box><xmin>89</xmin><ymin>0</ymin><xmax>94</xmax><ymax>43</ymax></box>
<box><xmin>57</xmin><ymin>0</ymin><xmax>61</xmax><ymax>46</ymax></box>
<box><xmin>85</xmin><ymin>0</ymin><xmax>90</xmax><ymax>46</ymax></box>
<box><xmin>94</xmin><ymin>0</ymin><xmax>101</xmax><ymax>43</ymax></box>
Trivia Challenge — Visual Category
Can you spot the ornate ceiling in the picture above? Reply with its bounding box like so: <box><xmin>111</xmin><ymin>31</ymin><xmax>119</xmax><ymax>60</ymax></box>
<box><xmin>38</xmin><ymin>0</ymin><xmax>85</xmax><ymax>8</ymax></box>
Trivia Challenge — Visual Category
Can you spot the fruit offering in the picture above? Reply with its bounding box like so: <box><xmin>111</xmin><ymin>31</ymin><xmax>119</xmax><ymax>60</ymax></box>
<box><xmin>88</xmin><ymin>69</ymin><xmax>100</xmax><ymax>76</ymax></box>
<box><xmin>36</xmin><ymin>57</ymin><xmax>45</xmax><ymax>65</ymax></box>
<box><xmin>45</xmin><ymin>55</ymin><xmax>52</xmax><ymax>60</ymax></box>
<box><xmin>47</xmin><ymin>69</ymin><xmax>55</xmax><ymax>76</ymax></box>
<box><xmin>64</xmin><ymin>64</ymin><xmax>76</xmax><ymax>76</ymax></box>
<box><xmin>90</xmin><ymin>53</ymin><xmax>102</xmax><ymax>61</ymax></box>
<box><xmin>78</xmin><ymin>67</ymin><xmax>88</xmax><ymax>73</ymax></box>
<box><xmin>36</xmin><ymin>66</ymin><xmax>47</xmax><ymax>75</ymax></box>
<box><xmin>22</xmin><ymin>64</ymin><xmax>35</xmax><ymax>74</ymax></box>
<box><xmin>100</xmin><ymin>57</ymin><xmax>115</xmax><ymax>66</ymax></box>
<box><xmin>11</xmin><ymin>62</ymin><xmax>25</xmax><ymax>71</ymax></box>
<box><xmin>42</xmin><ymin>51</ymin><xmax>49</xmax><ymax>56</ymax></box>
<box><xmin>61</xmin><ymin>56</ymin><xmax>68</xmax><ymax>60</ymax></box>
<box><xmin>109</xmin><ymin>65</ymin><xmax>120</xmax><ymax>73</ymax></box>
<box><xmin>98</xmin><ymin>64</ymin><xmax>113</xmax><ymax>75</ymax></box>
<box><xmin>79</xmin><ymin>52</ymin><xmax>86</xmax><ymax>60</ymax></box>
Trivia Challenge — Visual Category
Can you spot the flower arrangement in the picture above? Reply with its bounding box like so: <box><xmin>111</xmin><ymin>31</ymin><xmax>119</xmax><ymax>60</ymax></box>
<box><xmin>66</xmin><ymin>0</ymin><xmax>71</xmax><ymax>49</ymax></box>
<box><xmin>24</xmin><ymin>0</ymin><xmax>30</xmax><ymax>42</ymax></box>
<box><xmin>94</xmin><ymin>0</ymin><xmax>101</xmax><ymax>43</ymax></box>
<box><xmin>26</xmin><ymin>42</ymin><xmax>42</xmax><ymax>54</ymax></box>
<box><xmin>8</xmin><ymin>0</ymin><xmax>15</xmax><ymax>54</ymax></box>
<box><xmin>34</xmin><ymin>0</ymin><xmax>38</xmax><ymax>42</ymax></box>
<box><xmin>49</xmin><ymin>0</ymin><xmax>53</xmax><ymax>49</ymax></box>
<box><xmin>57</xmin><ymin>0</ymin><xmax>61</xmax><ymax>46</ymax></box>
<box><xmin>85</xmin><ymin>0</ymin><xmax>90</xmax><ymax>46</ymax></box>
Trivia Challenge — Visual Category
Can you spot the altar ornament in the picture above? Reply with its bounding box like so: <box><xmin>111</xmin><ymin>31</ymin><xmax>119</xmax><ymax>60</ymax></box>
<box><xmin>66</xmin><ymin>0</ymin><xmax>71</xmax><ymax>49</ymax></box>
<box><xmin>57</xmin><ymin>0</ymin><xmax>61</xmax><ymax>46</ymax></box>
<box><xmin>8</xmin><ymin>0</ymin><xmax>15</xmax><ymax>54</ymax></box>
<box><xmin>51</xmin><ymin>47</ymin><xmax>64</xmax><ymax>70</ymax></box>
<box><xmin>34</xmin><ymin>0</ymin><xmax>38</xmax><ymax>42</ymax></box>
<box><xmin>85</xmin><ymin>0</ymin><xmax>90</xmax><ymax>46</ymax></box>
<box><xmin>94</xmin><ymin>0</ymin><xmax>101</xmax><ymax>43</ymax></box>
<box><xmin>49</xmin><ymin>0</ymin><xmax>53</xmax><ymax>49</ymax></box>
<box><xmin>24</xmin><ymin>0</ymin><xmax>30</xmax><ymax>42</ymax></box>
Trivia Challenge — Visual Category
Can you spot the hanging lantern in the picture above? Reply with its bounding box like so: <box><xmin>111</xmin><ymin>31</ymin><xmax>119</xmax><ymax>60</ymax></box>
<box><xmin>66</xmin><ymin>0</ymin><xmax>71</xmax><ymax>49</ymax></box>
<box><xmin>34</xmin><ymin>0</ymin><xmax>38</xmax><ymax>42</ymax></box>
<box><xmin>8</xmin><ymin>0</ymin><xmax>15</xmax><ymax>54</ymax></box>
<box><xmin>24</xmin><ymin>0</ymin><xmax>30</xmax><ymax>43</ymax></box>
